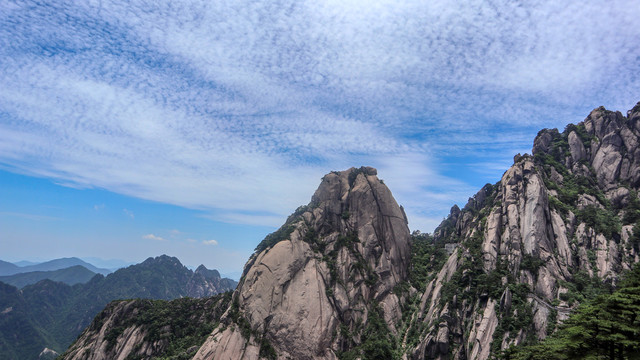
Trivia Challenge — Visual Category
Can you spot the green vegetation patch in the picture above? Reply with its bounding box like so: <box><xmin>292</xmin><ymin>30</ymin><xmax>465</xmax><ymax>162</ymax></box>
<box><xmin>338</xmin><ymin>302</ymin><xmax>400</xmax><ymax>360</ymax></box>
<box><xmin>557</xmin><ymin>271</ymin><xmax>611</xmax><ymax>307</ymax></box>
<box><xmin>254</xmin><ymin>224</ymin><xmax>296</xmax><ymax>253</ymax></box>
<box><xmin>408</xmin><ymin>232</ymin><xmax>448</xmax><ymax>292</ymax></box>
<box><xmin>491</xmin><ymin>283</ymin><xmax>535</xmax><ymax>354</ymax></box>
<box><xmin>502</xmin><ymin>263</ymin><xmax>640</xmax><ymax>360</ymax></box>
<box><xmin>89</xmin><ymin>292</ymin><xmax>232</xmax><ymax>360</ymax></box>
<box><xmin>576</xmin><ymin>205</ymin><xmax>621</xmax><ymax>239</ymax></box>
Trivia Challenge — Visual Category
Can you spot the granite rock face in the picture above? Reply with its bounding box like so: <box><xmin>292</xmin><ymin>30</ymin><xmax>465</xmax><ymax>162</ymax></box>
<box><xmin>409</xmin><ymin>102</ymin><xmax>640</xmax><ymax>359</ymax></box>
<box><xmin>194</xmin><ymin>167</ymin><xmax>411</xmax><ymax>359</ymax></box>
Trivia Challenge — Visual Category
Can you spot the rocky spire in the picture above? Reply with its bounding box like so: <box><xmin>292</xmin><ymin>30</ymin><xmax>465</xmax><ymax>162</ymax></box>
<box><xmin>194</xmin><ymin>166</ymin><xmax>411</xmax><ymax>359</ymax></box>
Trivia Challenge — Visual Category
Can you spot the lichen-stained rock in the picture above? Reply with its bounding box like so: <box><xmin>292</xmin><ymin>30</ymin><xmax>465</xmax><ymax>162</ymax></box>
<box><xmin>194</xmin><ymin>327</ymin><xmax>260</xmax><ymax>360</ymax></box>
<box><xmin>195</xmin><ymin>167</ymin><xmax>411</xmax><ymax>359</ymax></box>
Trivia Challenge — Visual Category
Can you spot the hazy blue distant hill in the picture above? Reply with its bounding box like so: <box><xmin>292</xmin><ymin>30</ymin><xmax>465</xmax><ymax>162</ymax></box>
<box><xmin>13</xmin><ymin>260</ymin><xmax>39</xmax><ymax>267</ymax></box>
<box><xmin>0</xmin><ymin>257</ymin><xmax>112</xmax><ymax>277</ymax></box>
<box><xmin>18</xmin><ymin>257</ymin><xmax>111</xmax><ymax>275</ymax></box>
<box><xmin>0</xmin><ymin>255</ymin><xmax>237</xmax><ymax>360</ymax></box>
<box><xmin>0</xmin><ymin>265</ymin><xmax>97</xmax><ymax>288</ymax></box>
<box><xmin>0</xmin><ymin>260</ymin><xmax>21</xmax><ymax>276</ymax></box>
<box><xmin>220</xmin><ymin>271</ymin><xmax>242</xmax><ymax>281</ymax></box>
<box><xmin>80</xmin><ymin>257</ymin><xmax>134</xmax><ymax>271</ymax></box>
<box><xmin>195</xmin><ymin>265</ymin><xmax>238</xmax><ymax>291</ymax></box>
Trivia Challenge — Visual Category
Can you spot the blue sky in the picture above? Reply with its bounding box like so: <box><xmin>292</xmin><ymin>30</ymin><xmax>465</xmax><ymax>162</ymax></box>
<box><xmin>1</xmin><ymin>0</ymin><xmax>639</xmax><ymax>273</ymax></box>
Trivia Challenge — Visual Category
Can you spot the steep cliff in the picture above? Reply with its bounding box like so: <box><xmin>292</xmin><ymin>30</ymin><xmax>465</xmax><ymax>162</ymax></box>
<box><xmin>194</xmin><ymin>166</ymin><xmax>411</xmax><ymax>359</ymax></box>
<box><xmin>407</xmin><ymin>102</ymin><xmax>640</xmax><ymax>359</ymax></box>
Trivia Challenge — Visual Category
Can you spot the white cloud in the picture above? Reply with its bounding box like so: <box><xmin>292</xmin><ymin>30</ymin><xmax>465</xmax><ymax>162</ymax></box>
<box><xmin>374</xmin><ymin>153</ymin><xmax>478</xmax><ymax>232</ymax></box>
<box><xmin>202</xmin><ymin>239</ymin><xmax>218</xmax><ymax>246</ymax></box>
<box><xmin>142</xmin><ymin>234</ymin><xmax>165</xmax><ymax>241</ymax></box>
<box><xmin>0</xmin><ymin>0</ymin><xmax>638</xmax><ymax>233</ymax></box>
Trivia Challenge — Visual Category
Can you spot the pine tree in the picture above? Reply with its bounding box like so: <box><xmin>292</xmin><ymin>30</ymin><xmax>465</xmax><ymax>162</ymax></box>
<box><xmin>503</xmin><ymin>264</ymin><xmax>640</xmax><ymax>360</ymax></box>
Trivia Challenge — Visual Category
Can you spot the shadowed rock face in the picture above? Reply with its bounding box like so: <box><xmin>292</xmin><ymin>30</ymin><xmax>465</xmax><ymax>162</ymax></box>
<box><xmin>194</xmin><ymin>167</ymin><xmax>411</xmax><ymax>359</ymax></box>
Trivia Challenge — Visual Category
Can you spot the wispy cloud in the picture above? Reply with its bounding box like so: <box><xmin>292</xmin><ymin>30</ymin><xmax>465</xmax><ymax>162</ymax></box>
<box><xmin>123</xmin><ymin>209</ymin><xmax>134</xmax><ymax>219</ymax></box>
<box><xmin>0</xmin><ymin>0</ymin><xmax>638</xmax><ymax>232</ymax></box>
<box><xmin>142</xmin><ymin>234</ymin><xmax>165</xmax><ymax>241</ymax></box>
<box><xmin>202</xmin><ymin>239</ymin><xmax>218</xmax><ymax>246</ymax></box>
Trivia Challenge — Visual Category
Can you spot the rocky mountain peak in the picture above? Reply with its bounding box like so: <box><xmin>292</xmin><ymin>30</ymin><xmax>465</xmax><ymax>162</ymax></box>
<box><xmin>410</xmin><ymin>103</ymin><xmax>640</xmax><ymax>359</ymax></box>
<box><xmin>137</xmin><ymin>255</ymin><xmax>185</xmax><ymax>272</ymax></box>
<box><xmin>194</xmin><ymin>166</ymin><xmax>411</xmax><ymax>359</ymax></box>
<box><xmin>194</xmin><ymin>264</ymin><xmax>221</xmax><ymax>279</ymax></box>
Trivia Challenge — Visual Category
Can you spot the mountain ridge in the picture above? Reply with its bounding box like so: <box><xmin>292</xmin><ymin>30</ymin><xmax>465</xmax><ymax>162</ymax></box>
<box><xmin>0</xmin><ymin>255</ymin><xmax>236</xmax><ymax>360</ymax></box>
<box><xmin>0</xmin><ymin>257</ymin><xmax>111</xmax><ymax>276</ymax></box>
<box><xmin>0</xmin><ymin>265</ymin><xmax>96</xmax><ymax>288</ymax></box>
<box><xmin>59</xmin><ymin>102</ymin><xmax>640</xmax><ymax>359</ymax></box>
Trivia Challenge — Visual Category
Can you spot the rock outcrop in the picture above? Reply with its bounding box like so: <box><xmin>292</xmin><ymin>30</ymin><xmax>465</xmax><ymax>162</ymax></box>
<box><xmin>187</xmin><ymin>264</ymin><xmax>238</xmax><ymax>297</ymax></box>
<box><xmin>194</xmin><ymin>166</ymin><xmax>411</xmax><ymax>359</ymax></box>
<box><xmin>60</xmin><ymin>293</ymin><xmax>231</xmax><ymax>360</ymax></box>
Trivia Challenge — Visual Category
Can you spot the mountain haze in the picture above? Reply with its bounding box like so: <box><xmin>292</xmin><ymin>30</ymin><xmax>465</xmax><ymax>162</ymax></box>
<box><xmin>0</xmin><ymin>260</ymin><xmax>21</xmax><ymax>276</ymax></box>
<box><xmin>0</xmin><ymin>257</ymin><xmax>111</xmax><ymax>277</ymax></box>
<box><xmin>0</xmin><ymin>265</ymin><xmax>97</xmax><ymax>288</ymax></box>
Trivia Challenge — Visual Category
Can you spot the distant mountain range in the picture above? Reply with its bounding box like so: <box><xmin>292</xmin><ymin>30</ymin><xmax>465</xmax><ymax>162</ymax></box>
<box><xmin>0</xmin><ymin>265</ymin><xmax>97</xmax><ymax>288</ymax></box>
<box><xmin>0</xmin><ymin>255</ymin><xmax>237</xmax><ymax>360</ymax></box>
<box><xmin>0</xmin><ymin>257</ymin><xmax>111</xmax><ymax>276</ymax></box>
<box><xmin>78</xmin><ymin>257</ymin><xmax>135</xmax><ymax>270</ymax></box>
<box><xmin>0</xmin><ymin>260</ymin><xmax>20</xmax><ymax>276</ymax></box>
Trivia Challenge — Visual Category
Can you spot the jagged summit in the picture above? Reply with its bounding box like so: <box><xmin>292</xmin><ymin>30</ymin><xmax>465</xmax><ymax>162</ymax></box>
<box><xmin>195</xmin><ymin>264</ymin><xmax>221</xmax><ymax>279</ymax></box>
<box><xmin>140</xmin><ymin>254</ymin><xmax>183</xmax><ymax>266</ymax></box>
<box><xmin>194</xmin><ymin>166</ymin><xmax>411</xmax><ymax>359</ymax></box>
<box><xmin>532</xmin><ymin>103</ymin><xmax>640</xmax><ymax>190</ymax></box>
